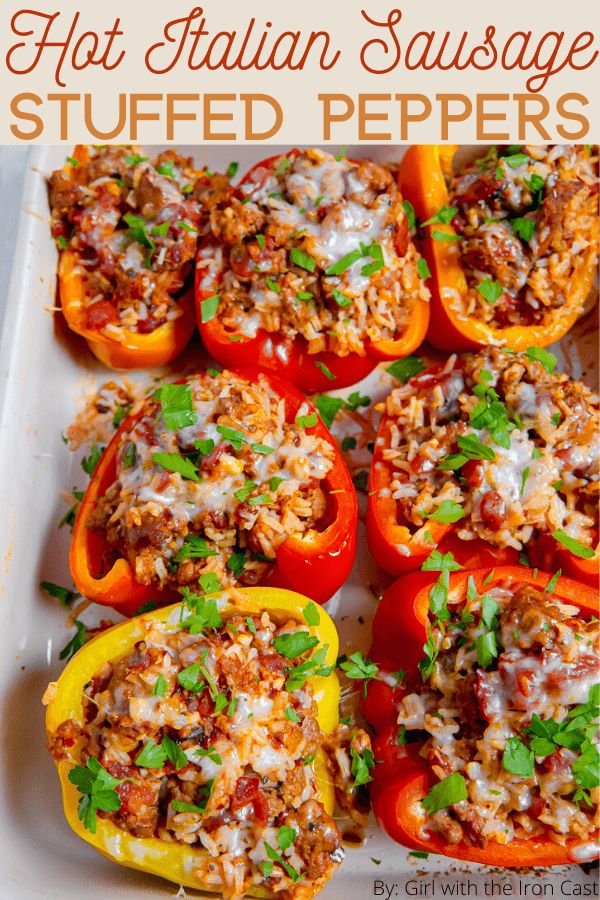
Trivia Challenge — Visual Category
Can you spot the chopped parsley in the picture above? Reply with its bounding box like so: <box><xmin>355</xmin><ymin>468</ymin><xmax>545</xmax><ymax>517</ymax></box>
<box><xmin>40</xmin><ymin>581</ymin><xmax>78</xmax><ymax>608</ymax></box>
<box><xmin>296</xmin><ymin>412</ymin><xmax>318</xmax><ymax>429</ymax></box>
<box><xmin>502</xmin><ymin>737</ymin><xmax>534</xmax><ymax>777</ymax></box>
<box><xmin>303</xmin><ymin>601</ymin><xmax>320</xmax><ymax>626</ymax></box>
<box><xmin>68</xmin><ymin>757</ymin><xmax>126</xmax><ymax>833</ymax></box>
<box><xmin>350</xmin><ymin>745</ymin><xmax>376</xmax><ymax>787</ymax></box>
<box><xmin>422</xmin><ymin>772</ymin><xmax>468</xmax><ymax>813</ymax></box>
<box><xmin>175</xmin><ymin>536</ymin><xmax>217</xmax><ymax>561</ymax></box>
<box><xmin>314</xmin><ymin>361</ymin><xmax>336</xmax><ymax>381</ymax></box>
<box><xmin>152</xmin><ymin>452</ymin><xmax>201</xmax><ymax>482</ymax></box>
<box><xmin>200</xmin><ymin>294</ymin><xmax>220</xmax><ymax>323</ymax></box>
<box><xmin>552</xmin><ymin>530</ymin><xmax>595</xmax><ymax>559</ymax></box>
<box><xmin>525</xmin><ymin>346</ymin><xmax>557</xmax><ymax>374</ymax></box>
<box><xmin>511</xmin><ymin>217</ymin><xmax>536</xmax><ymax>242</ymax></box>
<box><xmin>422</xmin><ymin>205</ymin><xmax>458</xmax><ymax>226</ymax></box>
<box><xmin>403</xmin><ymin>198</ymin><xmax>416</xmax><ymax>229</ymax></box>
<box><xmin>81</xmin><ymin>443</ymin><xmax>104</xmax><ymax>476</ymax></box>
<box><xmin>476</xmin><ymin>278</ymin><xmax>504</xmax><ymax>304</ymax></box>
<box><xmin>431</xmin><ymin>230</ymin><xmax>461</xmax><ymax>241</ymax></box>
<box><xmin>59</xmin><ymin>619</ymin><xmax>89</xmax><ymax>660</ymax></box>
<box><xmin>422</xmin><ymin>499</ymin><xmax>464</xmax><ymax>524</ymax></box>
<box><xmin>215</xmin><ymin>425</ymin><xmax>246</xmax><ymax>450</ymax></box>
<box><xmin>332</xmin><ymin>289</ymin><xmax>352</xmax><ymax>307</ymax></box>
<box><xmin>417</xmin><ymin>257</ymin><xmax>431</xmax><ymax>280</ymax></box>
<box><xmin>159</xmin><ymin>382</ymin><xmax>197</xmax><ymax>430</ymax></box>
<box><xmin>290</xmin><ymin>248</ymin><xmax>316</xmax><ymax>272</ymax></box>
<box><xmin>386</xmin><ymin>355</ymin><xmax>425</xmax><ymax>384</ymax></box>
<box><xmin>273</xmin><ymin>631</ymin><xmax>319</xmax><ymax>658</ymax></box>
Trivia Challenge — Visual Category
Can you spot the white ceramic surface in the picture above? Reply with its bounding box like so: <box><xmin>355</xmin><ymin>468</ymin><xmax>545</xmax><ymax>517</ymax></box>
<box><xmin>0</xmin><ymin>145</ymin><xmax>596</xmax><ymax>900</ymax></box>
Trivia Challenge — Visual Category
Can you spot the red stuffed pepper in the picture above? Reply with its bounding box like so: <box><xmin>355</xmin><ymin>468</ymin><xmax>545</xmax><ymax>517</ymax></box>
<box><xmin>49</xmin><ymin>145</ymin><xmax>204</xmax><ymax>369</ymax></box>
<box><xmin>367</xmin><ymin>347</ymin><xmax>599</xmax><ymax>582</ymax></box>
<box><xmin>399</xmin><ymin>144</ymin><xmax>599</xmax><ymax>353</ymax></box>
<box><xmin>71</xmin><ymin>368</ymin><xmax>357</xmax><ymax>615</ymax></box>
<box><xmin>362</xmin><ymin>565</ymin><xmax>600</xmax><ymax>866</ymax></box>
<box><xmin>195</xmin><ymin>148</ymin><xmax>430</xmax><ymax>393</ymax></box>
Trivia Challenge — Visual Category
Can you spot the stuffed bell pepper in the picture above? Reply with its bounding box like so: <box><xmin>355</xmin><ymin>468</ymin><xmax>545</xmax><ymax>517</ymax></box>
<box><xmin>195</xmin><ymin>148</ymin><xmax>430</xmax><ymax>392</ymax></box>
<box><xmin>367</xmin><ymin>347</ymin><xmax>599</xmax><ymax>582</ymax></box>
<box><xmin>71</xmin><ymin>368</ymin><xmax>357</xmax><ymax>615</ymax></box>
<box><xmin>399</xmin><ymin>144</ymin><xmax>599</xmax><ymax>352</ymax></box>
<box><xmin>362</xmin><ymin>564</ymin><xmax>600</xmax><ymax>866</ymax></box>
<box><xmin>45</xmin><ymin>585</ymin><xmax>348</xmax><ymax>898</ymax></box>
<box><xmin>49</xmin><ymin>145</ymin><xmax>205</xmax><ymax>369</ymax></box>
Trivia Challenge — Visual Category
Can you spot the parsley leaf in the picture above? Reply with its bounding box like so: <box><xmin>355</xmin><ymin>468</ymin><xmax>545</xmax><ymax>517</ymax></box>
<box><xmin>502</xmin><ymin>737</ymin><xmax>535</xmax><ymax>777</ymax></box>
<box><xmin>303</xmin><ymin>601</ymin><xmax>320</xmax><ymax>626</ymax></box>
<box><xmin>296</xmin><ymin>412</ymin><xmax>318</xmax><ymax>429</ymax></box>
<box><xmin>152</xmin><ymin>452</ymin><xmax>201</xmax><ymax>482</ymax></box>
<box><xmin>159</xmin><ymin>382</ymin><xmax>197</xmax><ymax>430</ymax></box>
<box><xmin>423</xmin><ymin>499</ymin><xmax>464</xmax><ymax>524</ymax></box>
<box><xmin>216</xmin><ymin>424</ymin><xmax>247</xmax><ymax>451</ymax></box>
<box><xmin>290</xmin><ymin>248</ymin><xmax>316</xmax><ymax>272</ymax></box>
<box><xmin>552</xmin><ymin>530</ymin><xmax>595</xmax><ymax>559</ymax></box>
<box><xmin>386</xmin><ymin>355</ymin><xmax>426</xmax><ymax>383</ymax></box>
<box><xmin>315</xmin><ymin>395</ymin><xmax>344</xmax><ymax>428</ymax></box>
<box><xmin>175</xmin><ymin>536</ymin><xmax>217</xmax><ymax>561</ymax></box>
<box><xmin>59</xmin><ymin>619</ymin><xmax>89</xmax><ymax>660</ymax></box>
<box><xmin>273</xmin><ymin>631</ymin><xmax>319</xmax><ymax>659</ymax></box>
<box><xmin>81</xmin><ymin>443</ymin><xmax>104</xmax><ymax>476</ymax></box>
<box><xmin>476</xmin><ymin>630</ymin><xmax>498</xmax><ymax>668</ymax></box>
<box><xmin>422</xmin><ymin>772</ymin><xmax>468</xmax><ymax>813</ymax></box>
<box><xmin>135</xmin><ymin>739</ymin><xmax>167</xmax><ymax>769</ymax></box>
<box><xmin>511</xmin><ymin>217</ymin><xmax>536</xmax><ymax>242</ymax></box>
<box><xmin>476</xmin><ymin>279</ymin><xmax>504</xmax><ymax>304</ymax></box>
<box><xmin>40</xmin><ymin>581</ymin><xmax>78</xmax><ymax>608</ymax></box>
<box><xmin>422</xmin><ymin>205</ymin><xmax>458</xmax><ymax>226</ymax></box>
<box><xmin>525</xmin><ymin>346</ymin><xmax>557</xmax><ymax>374</ymax></box>
<box><xmin>200</xmin><ymin>294</ymin><xmax>220</xmax><ymax>323</ymax></box>
<box><xmin>314</xmin><ymin>361</ymin><xmax>336</xmax><ymax>381</ymax></box>
<box><xmin>68</xmin><ymin>757</ymin><xmax>124</xmax><ymax>834</ymax></box>
<box><xmin>351</xmin><ymin>745</ymin><xmax>376</xmax><ymax>788</ymax></box>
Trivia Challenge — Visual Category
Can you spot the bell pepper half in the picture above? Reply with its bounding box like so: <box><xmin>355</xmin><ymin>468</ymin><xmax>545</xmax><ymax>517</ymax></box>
<box><xmin>398</xmin><ymin>145</ymin><xmax>597</xmax><ymax>353</ymax></box>
<box><xmin>367</xmin><ymin>360</ymin><xmax>518</xmax><ymax>577</ymax></box>
<box><xmin>195</xmin><ymin>151</ymin><xmax>429</xmax><ymax>393</ymax></box>
<box><xmin>361</xmin><ymin>565</ymin><xmax>599</xmax><ymax>866</ymax></box>
<box><xmin>367</xmin><ymin>358</ymin><xmax>598</xmax><ymax>581</ymax></box>
<box><xmin>45</xmin><ymin>586</ymin><xmax>340</xmax><ymax>896</ymax></box>
<box><xmin>54</xmin><ymin>146</ymin><xmax>197</xmax><ymax>370</ymax></box>
<box><xmin>70</xmin><ymin>368</ymin><xmax>357</xmax><ymax>615</ymax></box>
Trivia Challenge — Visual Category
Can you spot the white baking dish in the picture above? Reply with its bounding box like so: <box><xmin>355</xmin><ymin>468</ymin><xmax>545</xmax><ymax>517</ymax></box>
<box><xmin>0</xmin><ymin>145</ymin><xmax>596</xmax><ymax>900</ymax></box>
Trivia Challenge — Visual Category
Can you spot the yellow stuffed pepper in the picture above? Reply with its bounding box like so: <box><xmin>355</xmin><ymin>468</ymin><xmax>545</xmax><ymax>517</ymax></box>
<box><xmin>45</xmin><ymin>586</ymin><xmax>347</xmax><ymax>899</ymax></box>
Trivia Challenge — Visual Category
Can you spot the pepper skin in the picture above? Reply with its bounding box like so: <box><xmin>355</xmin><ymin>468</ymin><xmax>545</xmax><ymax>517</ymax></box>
<box><xmin>398</xmin><ymin>144</ymin><xmax>597</xmax><ymax>353</ymax></box>
<box><xmin>195</xmin><ymin>151</ymin><xmax>429</xmax><ymax>393</ymax></box>
<box><xmin>54</xmin><ymin>146</ymin><xmax>196</xmax><ymax>370</ymax></box>
<box><xmin>70</xmin><ymin>368</ymin><xmax>357</xmax><ymax>615</ymax></box>
<box><xmin>45</xmin><ymin>587</ymin><xmax>340</xmax><ymax>896</ymax></box>
<box><xmin>362</xmin><ymin>566</ymin><xmax>599</xmax><ymax>866</ymax></box>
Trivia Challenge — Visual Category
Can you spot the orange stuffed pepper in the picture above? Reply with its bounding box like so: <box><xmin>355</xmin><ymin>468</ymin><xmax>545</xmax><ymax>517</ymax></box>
<box><xmin>49</xmin><ymin>145</ymin><xmax>204</xmax><ymax>369</ymax></box>
<box><xmin>399</xmin><ymin>144</ymin><xmax>599</xmax><ymax>352</ymax></box>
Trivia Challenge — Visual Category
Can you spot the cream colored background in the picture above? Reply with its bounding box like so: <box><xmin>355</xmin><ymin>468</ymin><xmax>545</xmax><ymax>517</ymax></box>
<box><xmin>0</xmin><ymin>0</ymin><xmax>599</xmax><ymax>143</ymax></box>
